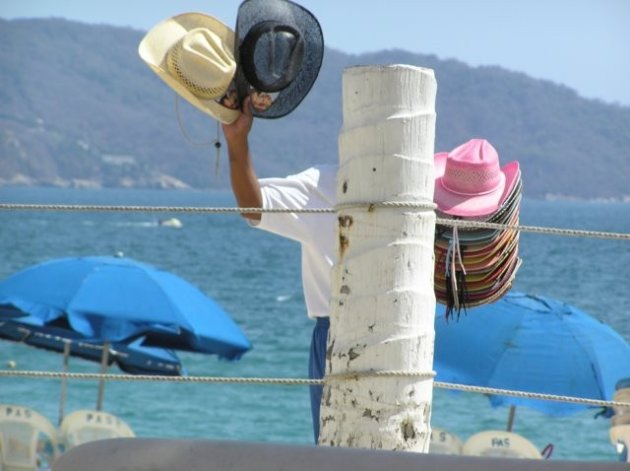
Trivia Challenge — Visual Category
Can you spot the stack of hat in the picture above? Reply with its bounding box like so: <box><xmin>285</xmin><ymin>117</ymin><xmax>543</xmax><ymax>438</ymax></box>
<box><xmin>433</xmin><ymin>139</ymin><xmax>523</xmax><ymax>319</ymax></box>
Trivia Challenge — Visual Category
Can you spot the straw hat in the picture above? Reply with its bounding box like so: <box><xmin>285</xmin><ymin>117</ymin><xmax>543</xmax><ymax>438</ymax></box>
<box><xmin>235</xmin><ymin>0</ymin><xmax>324</xmax><ymax>119</ymax></box>
<box><xmin>434</xmin><ymin>139</ymin><xmax>520</xmax><ymax>217</ymax></box>
<box><xmin>139</xmin><ymin>12</ymin><xmax>240</xmax><ymax>124</ymax></box>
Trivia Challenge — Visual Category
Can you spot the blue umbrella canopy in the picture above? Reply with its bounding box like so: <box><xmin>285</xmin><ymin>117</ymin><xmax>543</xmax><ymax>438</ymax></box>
<box><xmin>0</xmin><ymin>256</ymin><xmax>251</xmax><ymax>360</ymax></box>
<box><xmin>434</xmin><ymin>291</ymin><xmax>630</xmax><ymax>415</ymax></box>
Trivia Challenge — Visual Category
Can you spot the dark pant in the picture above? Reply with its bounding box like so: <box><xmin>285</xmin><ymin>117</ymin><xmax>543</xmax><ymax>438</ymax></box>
<box><xmin>308</xmin><ymin>316</ymin><xmax>329</xmax><ymax>444</ymax></box>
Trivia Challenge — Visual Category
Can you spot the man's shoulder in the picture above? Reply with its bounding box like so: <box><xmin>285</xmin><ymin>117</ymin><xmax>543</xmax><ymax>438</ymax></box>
<box><xmin>259</xmin><ymin>164</ymin><xmax>337</xmax><ymax>198</ymax></box>
<box><xmin>293</xmin><ymin>164</ymin><xmax>337</xmax><ymax>184</ymax></box>
<box><xmin>281</xmin><ymin>164</ymin><xmax>337</xmax><ymax>203</ymax></box>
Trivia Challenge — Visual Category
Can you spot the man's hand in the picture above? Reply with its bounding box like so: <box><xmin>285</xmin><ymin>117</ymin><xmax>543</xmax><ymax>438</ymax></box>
<box><xmin>222</xmin><ymin>96</ymin><xmax>253</xmax><ymax>149</ymax></box>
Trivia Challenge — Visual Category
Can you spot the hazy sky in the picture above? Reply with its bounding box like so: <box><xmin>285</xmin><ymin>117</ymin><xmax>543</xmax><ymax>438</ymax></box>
<box><xmin>3</xmin><ymin>0</ymin><xmax>629</xmax><ymax>106</ymax></box>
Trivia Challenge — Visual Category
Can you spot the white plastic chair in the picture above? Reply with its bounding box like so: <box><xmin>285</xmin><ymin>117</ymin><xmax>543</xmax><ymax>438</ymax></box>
<box><xmin>610</xmin><ymin>422</ymin><xmax>630</xmax><ymax>462</ymax></box>
<box><xmin>58</xmin><ymin>410</ymin><xmax>134</xmax><ymax>453</ymax></box>
<box><xmin>429</xmin><ymin>427</ymin><xmax>464</xmax><ymax>455</ymax></box>
<box><xmin>0</xmin><ymin>404</ymin><xmax>58</xmax><ymax>471</ymax></box>
<box><xmin>610</xmin><ymin>386</ymin><xmax>630</xmax><ymax>462</ymax></box>
<box><xmin>462</xmin><ymin>430</ymin><xmax>542</xmax><ymax>459</ymax></box>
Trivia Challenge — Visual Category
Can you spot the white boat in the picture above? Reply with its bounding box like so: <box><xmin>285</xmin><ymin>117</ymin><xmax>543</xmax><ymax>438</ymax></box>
<box><xmin>158</xmin><ymin>218</ymin><xmax>183</xmax><ymax>228</ymax></box>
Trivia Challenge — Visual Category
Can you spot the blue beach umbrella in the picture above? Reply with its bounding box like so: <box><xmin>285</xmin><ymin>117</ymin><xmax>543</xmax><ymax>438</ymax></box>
<box><xmin>0</xmin><ymin>255</ymin><xmax>251</xmax><ymax>417</ymax></box>
<box><xmin>0</xmin><ymin>256</ymin><xmax>251</xmax><ymax>360</ymax></box>
<box><xmin>434</xmin><ymin>291</ymin><xmax>630</xmax><ymax>419</ymax></box>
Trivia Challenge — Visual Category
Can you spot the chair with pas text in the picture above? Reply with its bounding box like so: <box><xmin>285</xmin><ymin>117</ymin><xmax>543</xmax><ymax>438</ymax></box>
<box><xmin>429</xmin><ymin>427</ymin><xmax>464</xmax><ymax>455</ymax></box>
<box><xmin>0</xmin><ymin>404</ymin><xmax>59</xmax><ymax>471</ymax></box>
<box><xmin>462</xmin><ymin>430</ymin><xmax>542</xmax><ymax>459</ymax></box>
<box><xmin>57</xmin><ymin>410</ymin><xmax>134</xmax><ymax>454</ymax></box>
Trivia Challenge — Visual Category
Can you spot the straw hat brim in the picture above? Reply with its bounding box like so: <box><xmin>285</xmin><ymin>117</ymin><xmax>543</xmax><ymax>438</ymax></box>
<box><xmin>434</xmin><ymin>153</ymin><xmax>521</xmax><ymax>218</ymax></box>
<box><xmin>139</xmin><ymin>12</ymin><xmax>240</xmax><ymax>124</ymax></box>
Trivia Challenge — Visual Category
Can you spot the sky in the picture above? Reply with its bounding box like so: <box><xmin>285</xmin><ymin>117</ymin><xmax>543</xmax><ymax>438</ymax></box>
<box><xmin>2</xmin><ymin>0</ymin><xmax>629</xmax><ymax>106</ymax></box>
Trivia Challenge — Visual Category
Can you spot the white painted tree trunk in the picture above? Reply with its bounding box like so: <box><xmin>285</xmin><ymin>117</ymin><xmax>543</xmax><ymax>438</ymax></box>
<box><xmin>319</xmin><ymin>65</ymin><xmax>437</xmax><ymax>451</ymax></box>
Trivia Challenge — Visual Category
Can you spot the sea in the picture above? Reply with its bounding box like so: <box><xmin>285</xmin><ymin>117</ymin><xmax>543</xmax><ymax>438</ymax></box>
<box><xmin>0</xmin><ymin>186</ymin><xmax>628</xmax><ymax>463</ymax></box>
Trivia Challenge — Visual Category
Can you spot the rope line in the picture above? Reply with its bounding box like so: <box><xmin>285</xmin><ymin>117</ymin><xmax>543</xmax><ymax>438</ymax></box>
<box><xmin>0</xmin><ymin>203</ymin><xmax>329</xmax><ymax>214</ymax></box>
<box><xmin>1</xmin><ymin>203</ymin><xmax>629</xmax><ymax>240</ymax></box>
<box><xmin>326</xmin><ymin>370</ymin><xmax>436</xmax><ymax>380</ymax></box>
<box><xmin>432</xmin><ymin>381</ymin><xmax>627</xmax><ymax>408</ymax></box>
<box><xmin>435</xmin><ymin>218</ymin><xmax>630</xmax><ymax>241</ymax></box>
<box><xmin>0</xmin><ymin>369</ymin><xmax>318</xmax><ymax>385</ymax></box>
<box><xmin>2</xmin><ymin>369</ymin><xmax>629</xmax><ymax>409</ymax></box>
<box><xmin>335</xmin><ymin>201</ymin><xmax>437</xmax><ymax>211</ymax></box>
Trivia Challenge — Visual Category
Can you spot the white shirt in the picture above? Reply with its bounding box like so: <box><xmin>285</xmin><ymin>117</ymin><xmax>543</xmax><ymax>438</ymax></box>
<box><xmin>256</xmin><ymin>165</ymin><xmax>337</xmax><ymax>319</ymax></box>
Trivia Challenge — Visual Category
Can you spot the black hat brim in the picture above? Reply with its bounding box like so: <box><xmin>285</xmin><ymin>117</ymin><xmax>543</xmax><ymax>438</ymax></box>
<box><xmin>235</xmin><ymin>0</ymin><xmax>324</xmax><ymax>119</ymax></box>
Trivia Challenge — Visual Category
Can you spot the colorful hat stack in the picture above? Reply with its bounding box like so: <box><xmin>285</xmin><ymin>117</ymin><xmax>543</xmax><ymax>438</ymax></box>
<box><xmin>433</xmin><ymin>139</ymin><xmax>523</xmax><ymax>319</ymax></box>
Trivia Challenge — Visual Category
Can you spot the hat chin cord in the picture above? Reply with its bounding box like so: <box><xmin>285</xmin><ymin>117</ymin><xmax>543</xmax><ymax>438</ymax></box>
<box><xmin>174</xmin><ymin>95</ymin><xmax>222</xmax><ymax>178</ymax></box>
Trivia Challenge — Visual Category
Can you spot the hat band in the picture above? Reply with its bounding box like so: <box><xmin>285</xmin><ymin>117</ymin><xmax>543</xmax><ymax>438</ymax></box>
<box><xmin>440</xmin><ymin>178</ymin><xmax>501</xmax><ymax>197</ymax></box>
<box><xmin>240</xmin><ymin>21</ymin><xmax>304</xmax><ymax>93</ymax></box>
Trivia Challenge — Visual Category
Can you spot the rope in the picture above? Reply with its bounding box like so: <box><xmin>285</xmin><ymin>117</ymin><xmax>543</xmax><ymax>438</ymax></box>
<box><xmin>326</xmin><ymin>370</ymin><xmax>436</xmax><ymax>380</ymax></box>
<box><xmin>2</xmin><ymin>369</ymin><xmax>629</xmax><ymax>409</ymax></box>
<box><xmin>432</xmin><ymin>381</ymin><xmax>629</xmax><ymax>409</ymax></box>
<box><xmin>0</xmin><ymin>203</ymin><xmax>334</xmax><ymax>215</ymax></box>
<box><xmin>434</xmin><ymin>218</ymin><xmax>630</xmax><ymax>241</ymax></box>
<box><xmin>1</xmin><ymin>203</ymin><xmax>629</xmax><ymax>241</ymax></box>
<box><xmin>0</xmin><ymin>369</ymin><xmax>319</xmax><ymax>385</ymax></box>
<box><xmin>335</xmin><ymin>201</ymin><xmax>437</xmax><ymax>211</ymax></box>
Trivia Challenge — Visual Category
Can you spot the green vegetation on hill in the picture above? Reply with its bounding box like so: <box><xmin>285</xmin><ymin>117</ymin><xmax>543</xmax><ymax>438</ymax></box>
<box><xmin>1</xmin><ymin>18</ymin><xmax>629</xmax><ymax>199</ymax></box>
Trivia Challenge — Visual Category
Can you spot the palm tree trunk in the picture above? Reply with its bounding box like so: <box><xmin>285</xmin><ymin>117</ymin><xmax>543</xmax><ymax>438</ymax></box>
<box><xmin>320</xmin><ymin>65</ymin><xmax>437</xmax><ymax>451</ymax></box>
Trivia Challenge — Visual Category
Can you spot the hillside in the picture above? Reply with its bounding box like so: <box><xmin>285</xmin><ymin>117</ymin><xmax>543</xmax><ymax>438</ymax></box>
<box><xmin>1</xmin><ymin>18</ymin><xmax>629</xmax><ymax>200</ymax></box>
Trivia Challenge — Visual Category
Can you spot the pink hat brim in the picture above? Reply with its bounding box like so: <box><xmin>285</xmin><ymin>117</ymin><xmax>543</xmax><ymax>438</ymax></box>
<box><xmin>434</xmin><ymin>153</ymin><xmax>520</xmax><ymax>218</ymax></box>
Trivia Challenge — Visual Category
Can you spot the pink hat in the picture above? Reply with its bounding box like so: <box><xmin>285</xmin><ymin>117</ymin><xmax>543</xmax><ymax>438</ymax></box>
<box><xmin>434</xmin><ymin>139</ymin><xmax>520</xmax><ymax>217</ymax></box>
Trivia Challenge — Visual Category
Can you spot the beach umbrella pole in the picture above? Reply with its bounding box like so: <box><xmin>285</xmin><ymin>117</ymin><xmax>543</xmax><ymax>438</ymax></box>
<box><xmin>96</xmin><ymin>342</ymin><xmax>110</xmax><ymax>411</ymax></box>
<box><xmin>58</xmin><ymin>340</ymin><xmax>71</xmax><ymax>425</ymax></box>
<box><xmin>507</xmin><ymin>405</ymin><xmax>517</xmax><ymax>431</ymax></box>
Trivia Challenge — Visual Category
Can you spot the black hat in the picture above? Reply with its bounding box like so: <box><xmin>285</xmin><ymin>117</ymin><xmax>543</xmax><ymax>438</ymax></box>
<box><xmin>235</xmin><ymin>0</ymin><xmax>324</xmax><ymax>119</ymax></box>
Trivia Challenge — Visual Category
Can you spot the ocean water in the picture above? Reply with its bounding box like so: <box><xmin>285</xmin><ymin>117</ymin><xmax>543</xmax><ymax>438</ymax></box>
<box><xmin>0</xmin><ymin>187</ymin><xmax>629</xmax><ymax>462</ymax></box>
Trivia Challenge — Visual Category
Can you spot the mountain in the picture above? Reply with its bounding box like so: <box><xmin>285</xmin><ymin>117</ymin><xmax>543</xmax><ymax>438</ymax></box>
<box><xmin>1</xmin><ymin>18</ymin><xmax>629</xmax><ymax>200</ymax></box>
